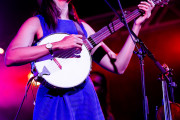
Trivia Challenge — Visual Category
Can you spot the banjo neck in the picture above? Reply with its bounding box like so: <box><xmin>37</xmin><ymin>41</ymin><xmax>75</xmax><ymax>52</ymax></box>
<box><xmin>84</xmin><ymin>9</ymin><xmax>142</xmax><ymax>50</ymax></box>
<box><xmin>83</xmin><ymin>0</ymin><xmax>169</xmax><ymax>51</ymax></box>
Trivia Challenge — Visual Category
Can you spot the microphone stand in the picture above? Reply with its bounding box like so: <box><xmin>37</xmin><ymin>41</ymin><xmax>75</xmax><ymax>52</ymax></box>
<box><xmin>103</xmin><ymin>0</ymin><xmax>169</xmax><ymax>120</ymax></box>
<box><xmin>104</xmin><ymin>0</ymin><xmax>149</xmax><ymax>119</ymax></box>
<box><xmin>115</xmin><ymin>1</ymin><xmax>150</xmax><ymax>120</ymax></box>
<box><xmin>14</xmin><ymin>76</ymin><xmax>36</xmax><ymax>120</ymax></box>
<box><xmin>134</xmin><ymin>47</ymin><xmax>149</xmax><ymax>120</ymax></box>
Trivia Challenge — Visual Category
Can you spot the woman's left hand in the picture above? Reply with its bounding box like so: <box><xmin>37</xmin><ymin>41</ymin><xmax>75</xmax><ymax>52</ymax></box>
<box><xmin>135</xmin><ymin>0</ymin><xmax>155</xmax><ymax>25</ymax></box>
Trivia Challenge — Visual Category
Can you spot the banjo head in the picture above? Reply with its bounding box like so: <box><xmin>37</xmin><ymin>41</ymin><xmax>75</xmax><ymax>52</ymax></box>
<box><xmin>33</xmin><ymin>33</ymin><xmax>92</xmax><ymax>88</ymax></box>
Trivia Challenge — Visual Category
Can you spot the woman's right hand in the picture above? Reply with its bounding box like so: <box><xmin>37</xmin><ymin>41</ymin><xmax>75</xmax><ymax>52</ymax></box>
<box><xmin>54</xmin><ymin>34</ymin><xmax>83</xmax><ymax>50</ymax></box>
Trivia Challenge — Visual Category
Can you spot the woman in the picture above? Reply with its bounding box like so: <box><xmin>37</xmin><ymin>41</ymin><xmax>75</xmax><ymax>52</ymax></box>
<box><xmin>5</xmin><ymin>0</ymin><xmax>155</xmax><ymax>119</ymax></box>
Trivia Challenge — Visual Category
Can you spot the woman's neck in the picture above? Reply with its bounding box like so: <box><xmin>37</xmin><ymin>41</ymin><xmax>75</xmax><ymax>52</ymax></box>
<box><xmin>55</xmin><ymin>0</ymin><xmax>69</xmax><ymax>19</ymax></box>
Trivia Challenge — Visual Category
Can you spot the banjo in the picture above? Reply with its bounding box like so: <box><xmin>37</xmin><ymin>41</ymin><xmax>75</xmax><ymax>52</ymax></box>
<box><xmin>33</xmin><ymin>0</ymin><xmax>169</xmax><ymax>88</ymax></box>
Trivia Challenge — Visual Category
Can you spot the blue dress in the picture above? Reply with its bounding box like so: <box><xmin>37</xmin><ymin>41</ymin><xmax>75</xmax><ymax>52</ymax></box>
<box><xmin>33</xmin><ymin>15</ymin><xmax>105</xmax><ymax>120</ymax></box>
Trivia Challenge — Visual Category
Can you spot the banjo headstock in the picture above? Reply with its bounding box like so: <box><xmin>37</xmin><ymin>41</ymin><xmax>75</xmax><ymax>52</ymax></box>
<box><xmin>153</xmin><ymin>0</ymin><xmax>170</xmax><ymax>7</ymax></box>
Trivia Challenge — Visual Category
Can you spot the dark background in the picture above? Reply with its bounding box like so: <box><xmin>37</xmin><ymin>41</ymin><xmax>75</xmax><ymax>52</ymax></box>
<box><xmin>0</xmin><ymin>0</ymin><xmax>180</xmax><ymax>120</ymax></box>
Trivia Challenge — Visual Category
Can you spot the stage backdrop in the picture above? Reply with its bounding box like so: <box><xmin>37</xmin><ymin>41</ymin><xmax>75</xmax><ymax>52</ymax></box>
<box><xmin>0</xmin><ymin>0</ymin><xmax>180</xmax><ymax>120</ymax></box>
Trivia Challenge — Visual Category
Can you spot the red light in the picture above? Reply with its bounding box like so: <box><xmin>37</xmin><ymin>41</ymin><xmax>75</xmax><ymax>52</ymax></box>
<box><xmin>0</xmin><ymin>48</ymin><xmax>4</xmax><ymax>54</ymax></box>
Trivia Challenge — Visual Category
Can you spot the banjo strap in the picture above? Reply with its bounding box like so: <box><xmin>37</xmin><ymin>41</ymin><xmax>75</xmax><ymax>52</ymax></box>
<box><xmin>73</xmin><ymin>21</ymin><xmax>87</xmax><ymax>39</ymax></box>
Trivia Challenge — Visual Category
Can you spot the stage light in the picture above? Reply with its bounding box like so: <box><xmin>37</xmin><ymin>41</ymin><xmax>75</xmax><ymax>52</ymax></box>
<box><xmin>27</xmin><ymin>72</ymin><xmax>40</xmax><ymax>86</ymax></box>
<box><xmin>0</xmin><ymin>48</ymin><xmax>4</xmax><ymax>54</ymax></box>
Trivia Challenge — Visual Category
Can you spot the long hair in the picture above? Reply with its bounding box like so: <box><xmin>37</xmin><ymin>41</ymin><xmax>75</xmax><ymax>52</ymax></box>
<box><xmin>36</xmin><ymin>0</ymin><xmax>79</xmax><ymax>30</ymax></box>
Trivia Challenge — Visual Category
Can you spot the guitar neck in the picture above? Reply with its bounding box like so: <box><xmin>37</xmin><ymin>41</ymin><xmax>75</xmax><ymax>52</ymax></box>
<box><xmin>162</xmin><ymin>80</ymin><xmax>172</xmax><ymax>120</ymax></box>
<box><xmin>85</xmin><ymin>9</ymin><xmax>141</xmax><ymax>50</ymax></box>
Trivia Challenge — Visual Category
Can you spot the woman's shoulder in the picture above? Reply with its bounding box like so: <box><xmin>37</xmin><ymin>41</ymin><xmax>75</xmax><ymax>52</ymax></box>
<box><xmin>19</xmin><ymin>16</ymin><xmax>42</xmax><ymax>39</ymax></box>
<box><xmin>21</xmin><ymin>16</ymin><xmax>41</xmax><ymax>29</ymax></box>
<box><xmin>25</xmin><ymin>16</ymin><xmax>41</xmax><ymax>24</ymax></box>
<box><xmin>80</xmin><ymin>20</ymin><xmax>95</xmax><ymax>37</ymax></box>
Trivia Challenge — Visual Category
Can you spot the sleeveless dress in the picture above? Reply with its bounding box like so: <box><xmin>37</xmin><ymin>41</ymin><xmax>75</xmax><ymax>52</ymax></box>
<box><xmin>32</xmin><ymin>15</ymin><xmax>105</xmax><ymax>120</ymax></box>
